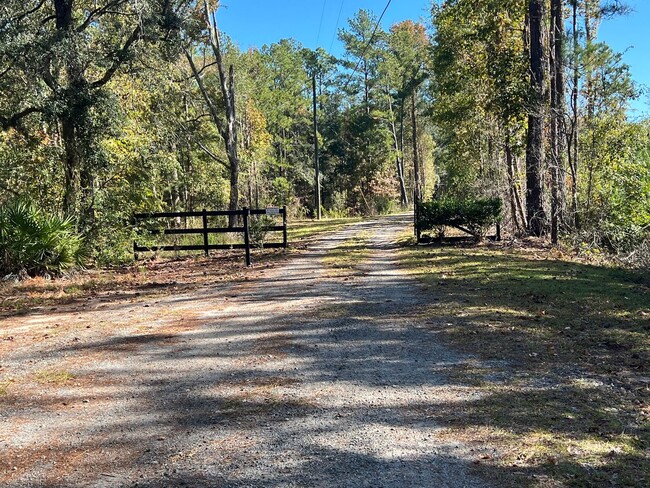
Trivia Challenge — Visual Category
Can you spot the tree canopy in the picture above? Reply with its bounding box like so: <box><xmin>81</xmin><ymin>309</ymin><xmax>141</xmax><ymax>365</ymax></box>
<box><xmin>0</xmin><ymin>0</ymin><xmax>648</xmax><ymax>264</ymax></box>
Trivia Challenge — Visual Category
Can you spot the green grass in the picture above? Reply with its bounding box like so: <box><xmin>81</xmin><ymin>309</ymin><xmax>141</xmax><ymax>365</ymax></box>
<box><xmin>399</xmin><ymin>238</ymin><xmax>650</xmax><ymax>487</ymax></box>
<box><xmin>288</xmin><ymin>217</ymin><xmax>363</xmax><ymax>241</ymax></box>
<box><xmin>323</xmin><ymin>230</ymin><xmax>371</xmax><ymax>274</ymax></box>
<box><xmin>33</xmin><ymin>369</ymin><xmax>75</xmax><ymax>385</ymax></box>
<box><xmin>0</xmin><ymin>379</ymin><xmax>12</xmax><ymax>396</ymax></box>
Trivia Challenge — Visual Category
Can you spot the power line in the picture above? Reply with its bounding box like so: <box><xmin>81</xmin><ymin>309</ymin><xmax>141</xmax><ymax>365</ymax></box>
<box><xmin>328</xmin><ymin>0</ymin><xmax>346</xmax><ymax>54</ymax></box>
<box><xmin>340</xmin><ymin>0</ymin><xmax>393</xmax><ymax>94</ymax></box>
<box><xmin>315</xmin><ymin>0</ymin><xmax>328</xmax><ymax>47</ymax></box>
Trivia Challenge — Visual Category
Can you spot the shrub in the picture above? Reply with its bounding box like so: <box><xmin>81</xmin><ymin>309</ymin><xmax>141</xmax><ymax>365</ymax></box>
<box><xmin>249</xmin><ymin>215</ymin><xmax>276</xmax><ymax>248</ymax></box>
<box><xmin>418</xmin><ymin>197</ymin><xmax>502</xmax><ymax>238</ymax></box>
<box><xmin>0</xmin><ymin>200</ymin><xmax>84</xmax><ymax>276</ymax></box>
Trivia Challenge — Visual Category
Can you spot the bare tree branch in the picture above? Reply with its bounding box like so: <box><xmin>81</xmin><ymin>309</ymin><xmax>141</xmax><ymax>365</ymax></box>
<box><xmin>76</xmin><ymin>0</ymin><xmax>130</xmax><ymax>32</ymax></box>
<box><xmin>0</xmin><ymin>107</ymin><xmax>43</xmax><ymax>131</ymax></box>
<box><xmin>196</xmin><ymin>141</ymin><xmax>230</xmax><ymax>169</ymax></box>
<box><xmin>91</xmin><ymin>23</ymin><xmax>142</xmax><ymax>88</ymax></box>
<box><xmin>183</xmin><ymin>47</ymin><xmax>226</xmax><ymax>139</ymax></box>
<box><xmin>40</xmin><ymin>15</ymin><xmax>56</xmax><ymax>25</ymax></box>
<box><xmin>204</xmin><ymin>1</ymin><xmax>232</xmax><ymax>117</ymax></box>
<box><xmin>12</xmin><ymin>0</ymin><xmax>46</xmax><ymax>24</ymax></box>
<box><xmin>40</xmin><ymin>54</ymin><xmax>60</xmax><ymax>92</ymax></box>
<box><xmin>174</xmin><ymin>60</ymin><xmax>219</xmax><ymax>83</ymax></box>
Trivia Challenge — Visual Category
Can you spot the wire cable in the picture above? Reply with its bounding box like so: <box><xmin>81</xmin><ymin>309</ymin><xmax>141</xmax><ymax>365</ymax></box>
<box><xmin>315</xmin><ymin>0</ymin><xmax>328</xmax><ymax>47</ymax></box>
<box><xmin>339</xmin><ymin>0</ymin><xmax>393</xmax><ymax>94</ymax></box>
<box><xmin>328</xmin><ymin>0</ymin><xmax>346</xmax><ymax>54</ymax></box>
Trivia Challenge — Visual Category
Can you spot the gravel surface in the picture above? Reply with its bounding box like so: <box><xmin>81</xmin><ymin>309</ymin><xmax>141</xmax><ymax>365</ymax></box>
<box><xmin>1</xmin><ymin>214</ymin><xmax>494</xmax><ymax>487</ymax></box>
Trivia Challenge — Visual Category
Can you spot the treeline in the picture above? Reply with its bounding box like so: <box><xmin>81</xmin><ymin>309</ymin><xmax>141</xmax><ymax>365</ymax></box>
<box><xmin>430</xmin><ymin>0</ymin><xmax>649</xmax><ymax>256</ymax></box>
<box><xmin>0</xmin><ymin>0</ymin><xmax>648</xmax><ymax>264</ymax></box>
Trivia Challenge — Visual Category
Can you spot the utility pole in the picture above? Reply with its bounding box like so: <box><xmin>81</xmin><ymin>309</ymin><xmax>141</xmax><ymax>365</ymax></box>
<box><xmin>312</xmin><ymin>73</ymin><xmax>322</xmax><ymax>220</ymax></box>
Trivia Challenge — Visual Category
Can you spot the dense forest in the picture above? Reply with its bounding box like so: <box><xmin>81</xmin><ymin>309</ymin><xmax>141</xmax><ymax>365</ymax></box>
<box><xmin>0</xmin><ymin>0</ymin><xmax>648</xmax><ymax>267</ymax></box>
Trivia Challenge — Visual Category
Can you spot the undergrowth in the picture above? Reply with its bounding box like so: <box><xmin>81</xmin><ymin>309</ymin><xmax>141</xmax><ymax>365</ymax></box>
<box><xmin>0</xmin><ymin>200</ymin><xmax>84</xmax><ymax>277</ymax></box>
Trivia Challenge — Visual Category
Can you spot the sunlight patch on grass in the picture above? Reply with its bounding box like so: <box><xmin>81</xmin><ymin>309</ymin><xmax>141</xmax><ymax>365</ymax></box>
<box><xmin>397</xmin><ymin>241</ymin><xmax>650</xmax><ymax>487</ymax></box>
<box><xmin>323</xmin><ymin>231</ymin><xmax>371</xmax><ymax>274</ymax></box>
<box><xmin>288</xmin><ymin>217</ymin><xmax>362</xmax><ymax>241</ymax></box>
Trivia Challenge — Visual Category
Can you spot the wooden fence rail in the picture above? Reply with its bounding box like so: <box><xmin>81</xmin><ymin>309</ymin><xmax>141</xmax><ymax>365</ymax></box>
<box><xmin>133</xmin><ymin>206</ymin><xmax>287</xmax><ymax>266</ymax></box>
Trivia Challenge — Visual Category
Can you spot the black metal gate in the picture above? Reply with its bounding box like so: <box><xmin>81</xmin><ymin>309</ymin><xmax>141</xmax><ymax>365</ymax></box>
<box><xmin>133</xmin><ymin>206</ymin><xmax>288</xmax><ymax>266</ymax></box>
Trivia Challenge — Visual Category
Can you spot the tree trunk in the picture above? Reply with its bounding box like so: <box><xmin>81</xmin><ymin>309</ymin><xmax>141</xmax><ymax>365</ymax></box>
<box><xmin>385</xmin><ymin>85</ymin><xmax>408</xmax><ymax>206</ymax></box>
<box><xmin>55</xmin><ymin>0</ymin><xmax>79</xmax><ymax>217</ymax></box>
<box><xmin>363</xmin><ymin>60</ymin><xmax>370</xmax><ymax>115</ymax></box>
<box><xmin>505</xmin><ymin>134</ymin><xmax>526</xmax><ymax>232</ymax></box>
<box><xmin>506</xmin><ymin>136</ymin><xmax>519</xmax><ymax>231</ymax></box>
<box><xmin>411</xmin><ymin>92</ymin><xmax>421</xmax><ymax>202</ymax></box>
<box><xmin>525</xmin><ymin>0</ymin><xmax>547</xmax><ymax>237</ymax></box>
<box><xmin>513</xmin><ymin>154</ymin><xmax>528</xmax><ymax>229</ymax></box>
<box><xmin>196</xmin><ymin>1</ymin><xmax>240</xmax><ymax>226</ymax></box>
<box><xmin>398</xmin><ymin>100</ymin><xmax>408</xmax><ymax>197</ymax></box>
<box><xmin>583</xmin><ymin>0</ymin><xmax>597</xmax><ymax>219</ymax></box>
<box><xmin>395</xmin><ymin>140</ymin><xmax>408</xmax><ymax>207</ymax></box>
<box><xmin>53</xmin><ymin>0</ymin><xmax>143</xmax><ymax>224</ymax></box>
<box><xmin>549</xmin><ymin>0</ymin><xmax>566</xmax><ymax>244</ymax></box>
<box><xmin>225</xmin><ymin>68</ymin><xmax>239</xmax><ymax>225</ymax></box>
<box><xmin>568</xmin><ymin>0</ymin><xmax>580</xmax><ymax>228</ymax></box>
<box><xmin>61</xmin><ymin>115</ymin><xmax>80</xmax><ymax>216</ymax></box>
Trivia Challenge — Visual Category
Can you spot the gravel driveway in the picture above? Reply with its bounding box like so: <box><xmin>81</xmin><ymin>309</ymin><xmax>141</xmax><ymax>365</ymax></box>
<box><xmin>1</xmin><ymin>214</ymin><xmax>494</xmax><ymax>487</ymax></box>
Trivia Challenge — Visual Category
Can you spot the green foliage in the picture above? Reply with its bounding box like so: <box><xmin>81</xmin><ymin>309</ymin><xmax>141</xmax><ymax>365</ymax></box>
<box><xmin>270</xmin><ymin>177</ymin><xmax>293</xmax><ymax>206</ymax></box>
<box><xmin>430</xmin><ymin>0</ymin><xmax>528</xmax><ymax>198</ymax></box>
<box><xmin>578</xmin><ymin>120</ymin><xmax>650</xmax><ymax>254</ymax></box>
<box><xmin>0</xmin><ymin>0</ymin><xmax>183</xmax><ymax>221</ymax></box>
<box><xmin>0</xmin><ymin>200</ymin><xmax>84</xmax><ymax>276</ymax></box>
<box><xmin>0</xmin><ymin>1</ymin><xmax>647</xmax><ymax>265</ymax></box>
<box><xmin>418</xmin><ymin>197</ymin><xmax>502</xmax><ymax>238</ymax></box>
<box><xmin>249</xmin><ymin>215</ymin><xmax>277</xmax><ymax>248</ymax></box>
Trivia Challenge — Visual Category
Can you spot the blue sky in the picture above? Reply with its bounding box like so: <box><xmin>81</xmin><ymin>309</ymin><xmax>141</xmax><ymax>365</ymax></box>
<box><xmin>598</xmin><ymin>0</ymin><xmax>650</xmax><ymax>116</ymax></box>
<box><xmin>217</xmin><ymin>1</ymin><xmax>428</xmax><ymax>55</ymax></box>
<box><xmin>218</xmin><ymin>0</ymin><xmax>649</xmax><ymax>115</ymax></box>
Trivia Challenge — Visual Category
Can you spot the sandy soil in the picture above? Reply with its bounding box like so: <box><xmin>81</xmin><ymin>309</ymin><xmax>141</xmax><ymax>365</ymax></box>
<box><xmin>0</xmin><ymin>214</ymin><xmax>495</xmax><ymax>487</ymax></box>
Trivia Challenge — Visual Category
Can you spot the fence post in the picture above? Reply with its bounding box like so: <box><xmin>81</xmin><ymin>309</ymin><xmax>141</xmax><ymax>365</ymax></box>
<box><xmin>282</xmin><ymin>205</ymin><xmax>288</xmax><ymax>249</ymax></box>
<box><xmin>133</xmin><ymin>241</ymin><xmax>138</xmax><ymax>261</ymax></box>
<box><xmin>496</xmin><ymin>221</ymin><xmax>502</xmax><ymax>241</ymax></box>
<box><xmin>202</xmin><ymin>208</ymin><xmax>209</xmax><ymax>256</ymax></box>
<box><xmin>415</xmin><ymin>196</ymin><xmax>422</xmax><ymax>242</ymax></box>
<box><xmin>243</xmin><ymin>207</ymin><xmax>251</xmax><ymax>266</ymax></box>
<box><xmin>414</xmin><ymin>193</ymin><xmax>418</xmax><ymax>238</ymax></box>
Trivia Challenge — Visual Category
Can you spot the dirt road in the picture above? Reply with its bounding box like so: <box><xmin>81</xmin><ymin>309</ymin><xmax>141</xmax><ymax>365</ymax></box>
<box><xmin>1</xmin><ymin>214</ymin><xmax>494</xmax><ymax>487</ymax></box>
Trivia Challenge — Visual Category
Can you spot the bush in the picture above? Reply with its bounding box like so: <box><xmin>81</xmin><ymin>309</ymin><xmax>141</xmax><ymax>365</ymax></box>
<box><xmin>418</xmin><ymin>197</ymin><xmax>502</xmax><ymax>238</ymax></box>
<box><xmin>0</xmin><ymin>200</ymin><xmax>84</xmax><ymax>276</ymax></box>
<box><xmin>372</xmin><ymin>195</ymin><xmax>399</xmax><ymax>215</ymax></box>
<box><xmin>249</xmin><ymin>215</ymin><xmax>276</xmax><ymax>248</ymax></box>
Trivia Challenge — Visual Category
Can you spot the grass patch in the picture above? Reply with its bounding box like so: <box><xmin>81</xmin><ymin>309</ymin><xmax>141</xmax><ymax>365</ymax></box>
<box><xmin>34</xmin><ymin>369</ymin><xmax>75</xmax><ymax>385</ymax></box>
<box><xmin>323</xmin><ymin>230</ymin><xmax>371</xmax><ymax>274</ymax></box>
<box><xmin>0</xmin><ymin>378</ymin><xmax>13</xmax><ymax>396</ymax></box>
<box><xmin>399</xmin><ymin>238</ymin><xmax>650</xmax><ymax>487</ymax></box>
<box><xmin>313</xmin><ymin>303</ymin><xmax>352</xmax><ymax>319</ymax></box>
<box><xmin>288</xmin><ymin>217</ymin><xmax>363</xmax><ymax>241</ymax></box>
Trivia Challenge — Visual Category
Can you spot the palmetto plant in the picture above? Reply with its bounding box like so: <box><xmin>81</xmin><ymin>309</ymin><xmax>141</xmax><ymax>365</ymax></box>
<box><xmin>0</xmin><ymin>200</ymin><xmax>84</xmax><ymax>277</ymax></box>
